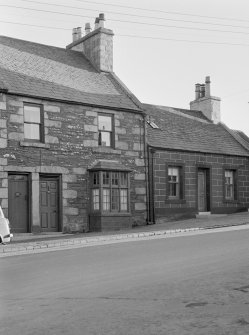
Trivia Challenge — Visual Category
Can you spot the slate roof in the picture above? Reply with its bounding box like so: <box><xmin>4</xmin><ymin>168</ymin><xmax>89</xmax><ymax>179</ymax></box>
<box><xmin>0</xmin><ymin>35</ymin><xmax>141</xmax><ymax>111</ymax></box>
<box><xmin>144</xmin><ymin>104</ymin><xmax>249</xmax><ymax>157</ymax></box>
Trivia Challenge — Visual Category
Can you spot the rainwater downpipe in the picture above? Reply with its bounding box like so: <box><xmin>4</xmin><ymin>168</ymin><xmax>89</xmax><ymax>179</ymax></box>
<box><xmin>147</xmin><ymin>145</ymin><xmax>156</xmax><ymax>224</ymax></box>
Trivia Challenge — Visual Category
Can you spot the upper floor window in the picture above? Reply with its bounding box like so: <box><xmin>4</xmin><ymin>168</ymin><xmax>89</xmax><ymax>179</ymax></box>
<box><xmin>24</xmin><ymin>104</ymin><xmax>44</xmax><ymax>142</ymax></box>
<box><xmin>98</xmin><ymin>114</ymin><xmax>113</xmax><ymax>147</ymax></box>
<box><xmin>225</xmin><ymin>169</ymin><xmax>236</xmax><ymax>200</ymax></box>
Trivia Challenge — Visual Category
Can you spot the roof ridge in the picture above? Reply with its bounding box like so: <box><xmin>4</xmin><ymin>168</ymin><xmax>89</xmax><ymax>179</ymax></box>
<box><xmin>145</xmin><ymin>104</ymin><xmax>210</xmax><ymax>123</ymax></box>
<box><xmin>0</xmin><ymin>35</ymin><xmax>69</xmax><ymax>52</ymax></box>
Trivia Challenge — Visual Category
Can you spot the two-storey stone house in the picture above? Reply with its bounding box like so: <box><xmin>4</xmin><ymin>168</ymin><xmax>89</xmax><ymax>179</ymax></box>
<box><xmin>145</xmin><ymin>77</ymin><xmax>249</xmax><ymax>223</ymax></box>
<box><xmin>0</xmin><ymin>14</ymin><xmax>147</xmax><ymax>233</ymax></box>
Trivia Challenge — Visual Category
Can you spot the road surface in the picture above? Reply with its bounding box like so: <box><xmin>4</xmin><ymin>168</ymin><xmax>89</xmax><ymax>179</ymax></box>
<box><xmin>1</xmin><ymin>228</ymin><xmax>249</xmax><ymax>335</ymax></box>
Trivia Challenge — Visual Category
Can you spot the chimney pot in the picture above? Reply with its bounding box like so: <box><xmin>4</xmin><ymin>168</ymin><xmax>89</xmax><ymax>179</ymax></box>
<box><xmin>205</xmin><ymin>76</ymin><xmax>211</xmax><ymax>97</ymax></box>
<box><xmin>72</xmin><ymin>28</ymin><xmax>78</xmax><ymax>42</ymax></box>
<box><xmin>99</xmin><ymin>13</ymin><xmax>105</xmax><ymax>28</ymax></box>
<box><xmin>85</xmin><ymin>22</ymin><xmax>91</xmax><ymax>35</ymax></box>
<box><xmin>94</xmin><ymin>17</ymin><xmax>100</xmax><ymax>29</ymax></box>
<box><xmin>200</xmin><ymin>84</ymin><xmax>205</xmax><ymax>98</ymax></box>
<box><xmin>76</xmin><ymin>27</ymin><xmax>82</xmax><ymax>39</ymax></box>
<box><xmin>195</xmin><ymin>83</ymin><xmax>201</xmax><ymax>100</ymax></box>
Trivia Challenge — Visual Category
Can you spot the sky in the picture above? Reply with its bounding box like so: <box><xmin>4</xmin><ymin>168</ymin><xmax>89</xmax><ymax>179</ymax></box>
<box><xmin>0</xmin><ymin>0</ymin><xmax>249</xmax><ymax>135</ymax></box>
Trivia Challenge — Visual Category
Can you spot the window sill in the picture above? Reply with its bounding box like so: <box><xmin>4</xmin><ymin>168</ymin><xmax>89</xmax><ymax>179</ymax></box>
<box><xmin>223</xmin><ymin>199</ymin><xmax>239</xmax><ymax>204</ymax></box>
<box><xmin>20</xmin><ymin>141</ymin><xmax>50</xmax><ymax>149</ymax></box>
<box><xmin>165</xmin><ymin>199</ymin><xmax>186</xmax><ymax>204</ymax></box>
<box><xmin>92</xmin><ymin>147</ymin><xmax>121</xmax><ymax>155</ymax></box>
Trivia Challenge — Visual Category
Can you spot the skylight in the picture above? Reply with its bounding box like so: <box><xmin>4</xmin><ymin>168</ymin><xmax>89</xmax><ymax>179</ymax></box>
<box><xmin>147</xmin><ymin>120</ymin><xmax>159</xmax><ymax>129</ymax></box>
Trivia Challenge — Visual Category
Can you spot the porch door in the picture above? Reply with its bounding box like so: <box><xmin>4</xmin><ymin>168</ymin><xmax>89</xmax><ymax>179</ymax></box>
<box><xmin>8</xmin><ymin>174</ymin><xmax>29</xmax><ymax>233</ymax></box>
<box><xmin>40</xmin><ymin>177</ymin><xmax>59</xmax><ymax>232</ymax></box>
<box><xmin>198</xmin><ymin>169</ymin><xmax>207</xmax><ymax>212</ymax></box>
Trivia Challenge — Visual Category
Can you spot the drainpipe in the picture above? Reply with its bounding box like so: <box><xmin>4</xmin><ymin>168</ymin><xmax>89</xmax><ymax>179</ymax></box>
<box><xmin>147</xmin><ymin>145</ymin><xmax>156</xmax><ymax>224</ymax></box>
<box><xmin>142</xmin><ymin>113</ymin><xmax>150</xmax><ymax>225</ymax></box>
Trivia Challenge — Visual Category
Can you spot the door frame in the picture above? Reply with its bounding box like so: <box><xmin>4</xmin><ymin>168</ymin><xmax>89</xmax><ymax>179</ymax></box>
<box><xmin>196</xmin><ymin>165</ymin><xmax>212</xmax><ymax>212</ymax></box>
<box><xmin>39</xmin><ymin>174</ymin><xmax>62</xmax><ymax>232</ymax></box>
<box><xmin>8</xmin><ymin>172</ymin><xmax>31</xmax><ymax>233</ymax></box>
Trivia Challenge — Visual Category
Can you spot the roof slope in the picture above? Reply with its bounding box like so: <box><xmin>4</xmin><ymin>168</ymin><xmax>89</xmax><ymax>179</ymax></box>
<box><xmin>144</xmin><ymin>104</ymin><xmax>249</xmax><ymax>157</ymax></box>
<box><xmin>0</xmin><ymin>36</ymin><xmax>141</xmax><ymax>111</ymax></box>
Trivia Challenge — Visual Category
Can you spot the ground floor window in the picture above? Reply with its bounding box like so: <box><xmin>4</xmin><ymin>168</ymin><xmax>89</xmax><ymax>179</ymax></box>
<box><xmin>167</xmin><ymin>165</ymin><xmax>184</xmax><ymax>200</ymax></box>
<box><xmin>224</xmin><ymin>169</ymin><xmax>237</xmax><ymax>200</ymax></box>
<box><xmin>91</xmin><ymin>171</ymin><xmax>129</xmax><ymax>212</ymax></box>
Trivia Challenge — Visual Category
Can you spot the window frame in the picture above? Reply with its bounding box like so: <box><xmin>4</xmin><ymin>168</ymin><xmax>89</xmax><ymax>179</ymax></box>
<box><xmin>165</xmin><ymin>163</ymin><xmax>185</xmax><ymax>203</ymax></box>
<box><xmin>98</xmin><ymin>113</ymin><xmax>114</xmax><ymax>148</ymax></box>
<box><xmin>223</xmin><ymin>167</ymin><xmax>238</xmax><ymax>202</ymax></box>
<box><xmin>23</xmin><ymin>103</ymin><xmax>44</xmax><ymax>143</ymax></box>
<box><xmin>91</xmin><ymin>171</ymin><xmax>130</xmax><ymax>213</ymax></box>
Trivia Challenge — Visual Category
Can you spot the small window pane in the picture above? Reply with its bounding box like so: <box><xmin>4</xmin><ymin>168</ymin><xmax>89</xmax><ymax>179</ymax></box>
<box><xmin>120</xmin><ymin>173</ymin><xmax>128</xmax><ymax>186</ymax></box>
<box><xmin>120</xmin><ymin>189</ymin><xmax>128</xmax><ymax>211</ymax></box>
<box><xmin>98</xmin><ymin>115</ymin><xmax>112</xmax><ymax>131</ymax></box>
<box><xmin>111</xmin><ymin>189</ymin><xmax>119</xmax><ymax>211</ymax></box>
<box><xmin>24</xmin><ymin>123</ymin><xmax>40</xmax><ymax>140</ymax></box>
<box><xmin>93</xmin><ymin>172</ymin><xmax>99</xmax><ymax>185</ymax></box>
<box><xmin>103</xmin><ymin>189</ymin><xmax>110</xmax><ymax>211</ymax></box>
<box><xmin>92</xmin><ymin>189</ymin><xmax>100</xmax><ymax>210</ymax></box>
<box><xmin>24</xmin><ymin>106</ymin><xmax>41</xmax><ymax>123</ymax></box>
<box><xmin>112</xmin><ymin>172</ymin><xmax>119</xmax><ymax>186</ymax></box>
<box><xmin>99</xmin><ymin>132</ymin><xmax>111</xmax><ymax>147</ymax></box>
<box><xmin>103</xmin><ymin>172</ymin><xmax>110</xmax><ymax>185</ymax></box>
<box><xmin>168</xmin><ymin>167</ymin><xmax>179</xmax><ymax>179</ymax></box>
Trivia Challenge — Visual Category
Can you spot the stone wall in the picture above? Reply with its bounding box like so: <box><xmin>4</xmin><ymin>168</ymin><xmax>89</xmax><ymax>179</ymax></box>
<box><xmin>0</xmin><ymin>93</ymin><xmax>147</xmax><ymax>232</ymax></box>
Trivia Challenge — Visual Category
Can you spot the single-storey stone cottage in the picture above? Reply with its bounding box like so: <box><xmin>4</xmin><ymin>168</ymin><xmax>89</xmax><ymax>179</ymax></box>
<box><xmin>0</xmin><ymin>14</ymin><xmax>147</xmax><ymax>233</ymax></box>
<box><xmin>145</xmin><ymin>77</ymin><xmax>249</xmax><ymax>223</ymax></box>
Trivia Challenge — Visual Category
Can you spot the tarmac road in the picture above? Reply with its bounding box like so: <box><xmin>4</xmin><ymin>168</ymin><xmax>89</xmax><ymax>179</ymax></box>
<box><xmin>1</xmin><ymin>227</ymin><xmax>249</xmax><ymax>335</ymax></box>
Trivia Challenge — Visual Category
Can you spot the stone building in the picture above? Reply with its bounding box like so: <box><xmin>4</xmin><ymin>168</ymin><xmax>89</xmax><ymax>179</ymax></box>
<box><xmin>0</xmin><ymin>14</ymin><xmax>147</xmax><ymax>233</ymax></box>
<box><xmin>145</xmin><ymin>77</ymin><xmax>249</xmax><ymax>223</ymax></box>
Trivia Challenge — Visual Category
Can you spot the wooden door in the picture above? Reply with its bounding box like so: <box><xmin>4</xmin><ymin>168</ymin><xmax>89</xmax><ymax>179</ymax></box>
<box><xmin>8</xmin><ymin>174</ymin><xmax>29</xmax><ymax>233</ymax></box>
<box><xmin>198</xmin><ymin>170</ymin><xmax>207</xmax><ymax>212</ymax></box>
<box><xmin>40</xmin><ymin>178</ymin><xmax>59</xmax><ymax>232</ymax></box>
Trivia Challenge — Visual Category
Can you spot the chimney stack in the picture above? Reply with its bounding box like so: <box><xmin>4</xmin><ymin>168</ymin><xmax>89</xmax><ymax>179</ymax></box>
<box><xmin>67</xmin><ymin>13</ymin><xmax>114</xmax><ymax>72</ymax></box>
<box><xmin>190</xmin><ymin>76</ymin><xmax>221</xmax><ymax>124</ymax></box>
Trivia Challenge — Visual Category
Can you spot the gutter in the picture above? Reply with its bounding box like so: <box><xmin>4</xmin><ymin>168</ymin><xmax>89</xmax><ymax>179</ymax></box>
<box><xmin>0</xmin><ymin>88</ymin><xmax>8</xmax><ymax>94</ymax></box>
<box><xmin>5</xmin><ymin>91</ymin><xmax>143</xmax><ymax>114</ymax></box>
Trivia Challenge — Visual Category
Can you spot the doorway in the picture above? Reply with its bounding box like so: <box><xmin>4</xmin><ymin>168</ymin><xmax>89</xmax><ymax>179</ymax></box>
<box><xmin>40</xmin><ymin>176</ymin><xmax>60</xmax><ymax>232</ymax></box>
<box><xmin>197</xmin><ymin>168</ymin><xmax>211</xmax><ymax>212</ymax></box>
<box><xmin>8</xmin><ymin>174</ymin><xmax>30</xmax><ymax>233</ymax></box>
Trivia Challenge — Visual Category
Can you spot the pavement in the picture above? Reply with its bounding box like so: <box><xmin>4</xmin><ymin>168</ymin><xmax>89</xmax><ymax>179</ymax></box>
<box><xmin>1</xmin><ymin>211</ymin><xmax>249</xmax><ymax>257</ymax></box>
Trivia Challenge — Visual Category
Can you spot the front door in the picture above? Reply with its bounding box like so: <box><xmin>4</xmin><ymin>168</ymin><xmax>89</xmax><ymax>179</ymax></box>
<box><xmin>40</xmin><ymin>177</ymin><xmax>59</xmax><ymax>232</ymax></box>
<box><xmin>197</xmin><ymin>169</ymin><xmax>210</xmax><ymax>212</ymax></box>
<box><xmin>8</xmin><ymin>174</ymin><xmax>29</xmax><ymax>233</ymax></box>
